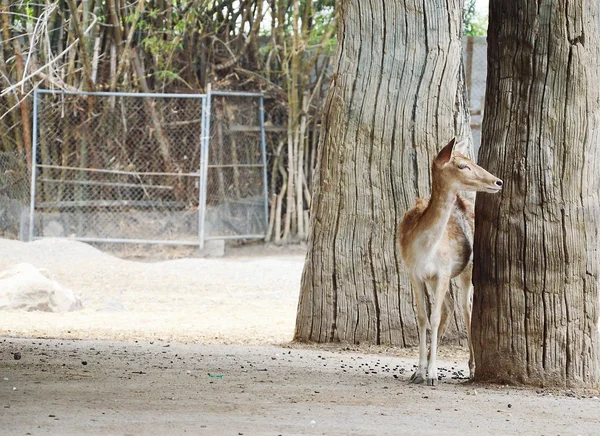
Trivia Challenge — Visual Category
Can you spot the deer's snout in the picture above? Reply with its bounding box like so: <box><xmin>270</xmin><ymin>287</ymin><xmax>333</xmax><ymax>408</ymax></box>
<box><xmin>479</xmin><ymin>172</ymin><xmax>503</xmax><ymax>193</ymax></box>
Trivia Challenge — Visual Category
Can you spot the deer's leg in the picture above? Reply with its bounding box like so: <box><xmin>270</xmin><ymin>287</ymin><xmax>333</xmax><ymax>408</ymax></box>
<box><xmin>427</xmin><ymin>292</ymin><xmax>454</xmax><ymax>362</ymax></box>
<box><xmin>426</xmin><ymin>274</ymin><xmax>450</xmax><ymax>386</ymax></box>
<box><xmin>409</xmin><ymin>277</ymin><xmax>428</xmax><ymax>384</ymax></box>
<box><xmin>438</xmin><ymin>291</ymin><xmax>455</xmax><ymax>343</ymax></box>
<box><xmin>456</xmin><ymin>264</ymin><xmax>475</xmax><ymax>379</ymax></box>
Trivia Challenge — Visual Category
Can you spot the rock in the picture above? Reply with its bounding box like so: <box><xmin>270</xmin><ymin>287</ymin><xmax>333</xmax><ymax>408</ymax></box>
<box><xmin>0</xmin><ymin>263</ymin><xmax>82</xmax><ymax>312</ymax></box>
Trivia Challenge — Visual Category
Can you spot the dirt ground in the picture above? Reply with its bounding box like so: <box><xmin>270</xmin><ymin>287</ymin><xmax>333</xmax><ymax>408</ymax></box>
<box><xmin>1</xmin><ymin>238</ymin><xmax>599</xmax><ymax>435</ymax></box>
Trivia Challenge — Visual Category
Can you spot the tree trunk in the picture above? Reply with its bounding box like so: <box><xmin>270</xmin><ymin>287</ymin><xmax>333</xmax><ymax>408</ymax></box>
<box><xmin>473</xmin><ymin>0</ymin><xmax>600</xmax><ymax>388</ymax></box>
<box><xmin>295</xmin><ymin>0</ymin><xmax>470</xmax><ymax>345</ymax></box>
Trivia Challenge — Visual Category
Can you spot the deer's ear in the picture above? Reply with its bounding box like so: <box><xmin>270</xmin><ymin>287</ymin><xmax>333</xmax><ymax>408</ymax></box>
<box><xmin>435</xmin><ymin>138</ymin><xmax>456</xmax><ymax>166</ymax></box>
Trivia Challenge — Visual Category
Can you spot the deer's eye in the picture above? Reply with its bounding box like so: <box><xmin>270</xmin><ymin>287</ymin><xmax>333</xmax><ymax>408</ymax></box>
<box><xmin>457</xmin><ymin>162</ymin><xmax>470</xmax><ymax>170</ymax></box>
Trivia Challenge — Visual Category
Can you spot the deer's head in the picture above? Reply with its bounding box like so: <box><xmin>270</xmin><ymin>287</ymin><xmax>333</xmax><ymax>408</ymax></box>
<box><xmin>432</xmin><ymin>138</ymin><xmax>503</xmax><ymax>193</ymax></box>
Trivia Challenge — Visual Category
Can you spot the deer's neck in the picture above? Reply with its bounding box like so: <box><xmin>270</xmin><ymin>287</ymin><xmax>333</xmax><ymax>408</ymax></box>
<box><xmin>418</xmin><ymin>181</ymin><xmax>457</xmax><ymax>248</ymax></box>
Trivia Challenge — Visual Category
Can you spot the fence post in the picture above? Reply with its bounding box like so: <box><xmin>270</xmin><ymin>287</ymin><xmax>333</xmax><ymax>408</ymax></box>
<box><xmin>27</xmin><ymin>89</ymin><xmax>39</xmax><ymax>242</ymax></box>
<box><xmin>259</xmin><ymin>96</ymin><xmax>269</xmax><ymax>236</ymax></box>
<box><xmin>198</xmin><ymin>84</ymin><xmax>211</xmax><ymax>249</ymax></box>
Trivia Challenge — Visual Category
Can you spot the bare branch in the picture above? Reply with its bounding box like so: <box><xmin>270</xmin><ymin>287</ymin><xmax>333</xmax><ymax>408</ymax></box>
<box><xmin>0</xmin><ymin>78</ymin><xmax>43</xmax><ymax>123</ymax></box>
<box><xmin>0</xmin><ymin>13</ymin><xmax>98</xmax><ymax>98</ymax></box>
<box><xmin>21</xmin><ymin>2</ymin><xmax>59</xmax><ymax>93</ymax></box>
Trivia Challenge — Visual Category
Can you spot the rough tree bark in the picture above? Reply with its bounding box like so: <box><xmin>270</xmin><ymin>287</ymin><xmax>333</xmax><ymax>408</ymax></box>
<box><xmin>473</xmin><ymin>0</ymin><xmax>600</xmax><ymax>387</ymax></box>
<box><xmin>295</xmin><ymin>0</ymin><xmax>471</xmax><ymax>345</ymax></box>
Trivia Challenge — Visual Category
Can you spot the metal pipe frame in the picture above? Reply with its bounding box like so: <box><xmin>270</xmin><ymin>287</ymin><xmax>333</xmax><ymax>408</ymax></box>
<box><xmin>32</xmin><ymin>236</ymin><xmax>208</xmax><ymax>246</ymax></box>
<box><xmin>36</xmin><ymin>89</ymin><xmax>206</xmax><ymax>99</ymax></box>
<box><xmin>28</xmin><ymin>89</ymin><xmax>39</xmax><ymax>242</ymax></box>
<box><xmin>30</xmin><ymin>234</ymin><xmax>266</xmax><ymax>245</ymax></box>
<box><xmin>210</xmin><ymin>91</ymin><xmax>263</xmax><ymax>97</ymax></box>
<box><xmin>207</xmin><ymin>163</ymin><xmax>265</xmax><ymax>168</ymax></box>
<box><xmin>198</xmin><ymin>91</ymin><xmax>211</xmax><ymax>249</ymax></box>
<box><xmin>259</xmin><ymin>96</ymin><xmax>269</xmax><ymax>236</ymax></box>
<box><xmin>37</xmin><ymin>89</ymin><xmax>262</xmax><ymax>98</ymax></box>
<box><xmin>38</xmin><ymin>178</ymin><xmax>174</xmax><ymax>190</ymax></box>
<box><xmin>37</xmin><ymin>164</ymin><xmax>201</xmax><ymax>178</ymax></box>
<box><xmin>204</xmin><ymin>234</ymin><xmax>265</xmax><ymax>240</ymax></box>
<box><xmin>31</xmin><ymin>89</ymin><xmax>270</xmax><ymax>247</ymax></box>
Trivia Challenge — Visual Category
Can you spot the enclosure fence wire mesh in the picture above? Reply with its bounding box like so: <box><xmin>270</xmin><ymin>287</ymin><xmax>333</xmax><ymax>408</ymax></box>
<box><xmin>0</xmin><ymin>150</ymin><xmax>29</xmax><ymax>239</ymax></box>
<box><xmin>12</xmin><ymin>36</ymin><xmax>485</xmax><ymax>245</ymax></box>
<box><xmin>30</xmin><ymin>91</ymin><xmax>267</xmax><ymax>245</ymax></box>
<box><xmin>205</xmin><ymin>94</ymin><xmax>268</xmax><ymax>239</ymax></box>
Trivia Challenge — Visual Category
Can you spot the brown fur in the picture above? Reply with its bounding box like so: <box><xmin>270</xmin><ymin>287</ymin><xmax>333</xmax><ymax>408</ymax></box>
<box><xmin>399</xmin><ymin>194</ymin><xmax>474</xmax><ymax>280</ymax></box>
<box><xmin>398</xmin><ymin>138</ymin><xmax>502</xmax><ymax>385</ymax></box>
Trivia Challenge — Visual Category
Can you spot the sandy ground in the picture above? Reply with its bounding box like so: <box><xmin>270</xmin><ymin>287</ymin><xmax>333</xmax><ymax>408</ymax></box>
<box><xmin>0</xmin><ymin>238</ymin><xmax>304</xmax><ymax>344</ymax></box>
<box><xmin>1</xmin><ymin>238</ymin><xmax>599</xmax><ymax>435</ymax></box>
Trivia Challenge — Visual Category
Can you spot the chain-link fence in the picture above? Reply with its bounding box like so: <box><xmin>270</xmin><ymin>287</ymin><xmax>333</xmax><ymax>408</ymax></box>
<box><xmin>204</xmin><ymin>92</ymin><xmax>268</xmax><ymax>240</ymax></box>
<box><xmin>0</xmin><ymin>151</ymin><xmax>29</xmax><ymax>239</ymax></box>
<box><xmin>29</xmin><ymin>90</ymin><xmax>268</xmax><ymax>247</ymax></box>
<box><xmin>18</xmin><ymin>36</ymin><xmax>485</xmax><ymax>246</ymax></box>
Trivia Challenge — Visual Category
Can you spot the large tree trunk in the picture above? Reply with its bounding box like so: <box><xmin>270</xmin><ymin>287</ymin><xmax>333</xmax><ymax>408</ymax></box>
<box><xmin>473</xmin><ymin>0</ymin><xmax>600</xmax><ymax>387</ymax></box>
<box><xmin>295</xmin><ymin>1</ymin><xmax>470</xmax><ymax>345</ymax></box>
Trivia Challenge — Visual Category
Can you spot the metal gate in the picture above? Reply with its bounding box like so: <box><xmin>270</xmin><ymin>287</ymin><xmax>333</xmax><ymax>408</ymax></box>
<box><xmin>203</xmin><ymin>92</ymin><xmax>269</xmax><ymax>242</ymax></box>
<box><xmin>29</xmin><ymin>89</ymin><xmax>268</xmax><ymax>248</ymax></box>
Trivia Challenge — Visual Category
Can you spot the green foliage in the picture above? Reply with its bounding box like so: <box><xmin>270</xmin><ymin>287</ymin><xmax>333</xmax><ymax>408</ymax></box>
<box><xmin>141</xmin><ymin>35</ymin><xmax>183</xmax><ymax>57</ymax></box>
<box><xmin>463</xmin><ymin>0</ymin><xmax>488</xmax><ymax>36</ymax></box>
<box><xmin>314</xmin><ymin>0</ymin><xmax>335</xmax><ymax>8</ymax></box>
<box><xmin>259</xmin><ymin>1</ymin><xmax>336</xmax><ymax>49</ymax></box>
<box><xmin>155</xmin><ymin>70</ymin><xmax>192</xmax><ymax>88</ymax></box>
<box><xmin>309</xmin><ymin>5</ymin><xmax>336</xmax><ymax>48</ymax></box>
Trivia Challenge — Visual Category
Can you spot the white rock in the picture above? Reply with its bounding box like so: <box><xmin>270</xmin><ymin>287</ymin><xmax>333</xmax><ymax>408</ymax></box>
<box><xmin>0</xmin><ymin>263</ymin><xmax>82</xmax><ymax>312</ymax></box>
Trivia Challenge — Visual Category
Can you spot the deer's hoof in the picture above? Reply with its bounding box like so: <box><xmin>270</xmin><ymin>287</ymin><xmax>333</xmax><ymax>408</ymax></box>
<box><xmin>427</xmin><ymin>378</ymin><xmax>438</xmax><ymax>386</ymax></box>
<box><xmin>410</xmin><ymin>372</ymin><xmax>425</xmax><ymax>384</ymax></box>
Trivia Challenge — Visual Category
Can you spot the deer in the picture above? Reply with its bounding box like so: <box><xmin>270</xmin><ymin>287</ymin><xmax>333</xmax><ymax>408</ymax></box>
<box><xmin>398</xmin><ymin>137</ymin><xmax>503</xmax><ymax>386</ymax></box>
